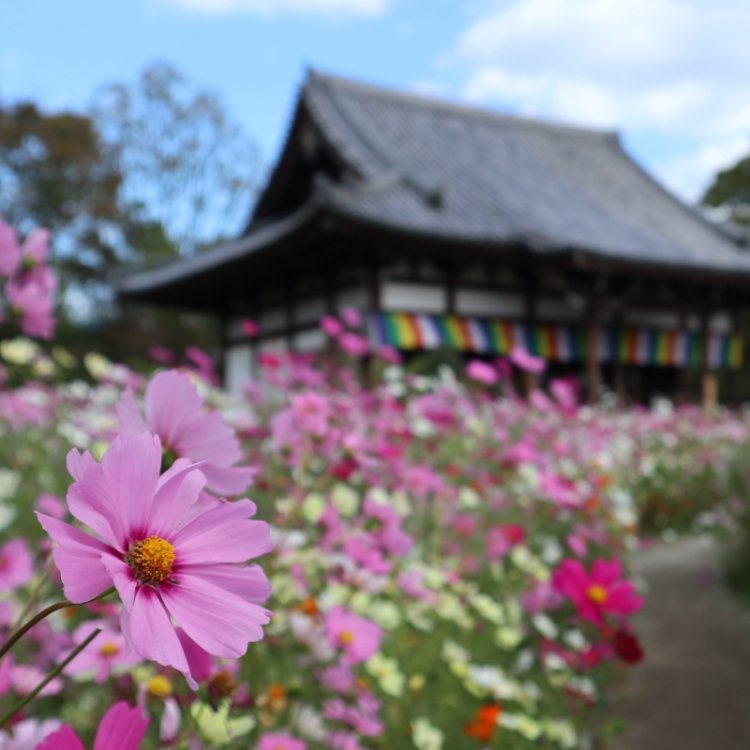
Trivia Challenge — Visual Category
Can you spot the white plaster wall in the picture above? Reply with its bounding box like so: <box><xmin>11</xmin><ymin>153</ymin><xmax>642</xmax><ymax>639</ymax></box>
<box><xmin>381</xmin><ymin>281</ymin><xmax>447</xmax><ymax>313</ymax></box>
<box><xmin>294</xmin><ymin>328</ymin><xmax>327</xmax><ymax>352</ymax></box>
<box><xmin>259</xmin><ymin>337</ymin><xmax>286</xmax><ymax>353</ymax></box>
<box><xmin>455</xmin><ymin>288</ymin><xmax>524</xmax><ymax>318</ymax></box>
<box><xmin>225</xmin><ymin>344</ymin><xmax>253</xmax><ymax>397</ymax></box>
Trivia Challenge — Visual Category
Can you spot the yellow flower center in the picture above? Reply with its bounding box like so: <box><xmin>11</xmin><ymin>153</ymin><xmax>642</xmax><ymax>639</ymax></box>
<box><xmin>100</xmin><ymin>642</ymin><xmax>119</xmax><ymax>658</ymax></box>
<box><xmin>339</xmin><ymin>629</ymin><xmax>355</xmax><ymax>646</ymax></box>
<box><xmin>147</xmin><ymin>674</ymin><xmax>173</xmax><ymax>699</ymax></box>
<box><xmin>125</xmin><ymin>536</ymin><xmax>176</xmax><ymax>585</ymax></box>
<box><xmin>587</xmin><ymin>584</ymin><xmax>608</xmax><ymax>605</ymax></box>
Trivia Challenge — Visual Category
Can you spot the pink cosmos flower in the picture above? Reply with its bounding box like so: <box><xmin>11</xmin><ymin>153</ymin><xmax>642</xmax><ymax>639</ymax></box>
<box><xmin>339</xmin><ymin>333</ymin><xmax>369</xmax><ymax>357</ymax></box>
<box><xmin>325</xmin><ymin>607</ymin><xmax>382</xmax><ymax>665</ymax></box>
<box><xmin>148</xmin><ymin>346</ymin><xmax>175</xmax><ymax>365</ymax></box>
<box><xmin>37</xmin><ymin>702</ymin><xmax>149</xmax><ymax>750</ymax></box>
<box><xmin>36</xmin><ymin>432</ymin><xmax>272</xmax><ymax>687</ymax></box>
<box><xmin>66</xmin><ymin>621</ymin><xmax>139</xmax><ymax>684</ymax></box>
<box><xmin>0</xmin><ymin>719</ymin><xmax>60</xmax><ymax>750</ymax></box>
<box><xmin>0</xmin><ymin>538</ymin><xmax>34</xmax><ymax>590</ymax></box>
<box><xmin>21</xmin><ymin>228</ymin><xmax>50</xmax><ymax>266</ymax></box>
<box><xmin>117</xmin><ymin>370</ymin><xmax>253</xmax><ymax>496</ymax></box>
<box><xmin>257</xmin><ymin>733</ymin><xmax>307</xmax><ymax>750</ymax></box>
<box><xmin>241</xmin><ymin>318</ymin><xmax>260</xmax><ymax>337</ymax></box>
<box><xmin>509</xmin><ymin>346</ymin><xmax>546</xmax><ymax>374</ymax></box>
<box><xmin>377</xmin><ymin>345</ymin><xmax>401</xmax><ymax>364</ymax></box>
<box><xmin>486</xmin><ymin>524</ymin><xmax>525</xmax><ymax>560</ymax></box>
<box><xmin>550</xmin><ymin>377</ymin><xmax>579</xmax><ymax>413</ymax></box>
<box><xmin>341</xmin><ymin>307</ymin><xmax>362</xmax><ymax>328</ymax></box>
<box><xmin>6</xmin><ymin>274</ymin><xmax>55</xmax><ymax>339</ymax></box>
<box><xmin>321</xmin><ymin>663</ymin><xmax>356</xmax><ymax>692</ymax></box>
<box><xmin>466</xmin><ymin>359</ymin><xmax>498</xmax><ymax>385</ymax></box>
<box><xmin>321</xmin><ymin>315</ymin><xmax>344</xmax><ymax>337</ymax></box>
<box><xmin>553</xmin><ymin>558</ymin><xmax>643</xmax><ymax>626</ymax></box>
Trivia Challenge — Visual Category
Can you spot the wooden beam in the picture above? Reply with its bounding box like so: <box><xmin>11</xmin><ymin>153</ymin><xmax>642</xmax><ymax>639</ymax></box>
<box><xmin>586</xmin><ymin>302</ymin><xmax>602</xmax><ymax>403</ymax></box>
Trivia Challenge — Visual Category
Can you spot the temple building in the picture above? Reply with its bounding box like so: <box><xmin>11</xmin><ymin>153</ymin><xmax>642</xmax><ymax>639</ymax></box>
<box><xmin>119</xmin><ymin>70</ymin><xmax>750</xmax><ymax>402</ymax></box>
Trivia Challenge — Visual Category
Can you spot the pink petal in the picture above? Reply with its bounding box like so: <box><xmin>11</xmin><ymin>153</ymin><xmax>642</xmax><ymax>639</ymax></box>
<box><xmin>185</xmin><ymin>563</ymin><xmax>271</xmax><ymax>604</ymax></box>
<box><xmin>145</xmin><ymin>371</ymin><xmax>203</xmax><ymax>447</ymax></box>
<box><xmin>176</xmin><ymin>628</ymin><xmax>213</xmax><ymax>683</ymax></box>
<box><xmin>66</xmin><ymin>448</ymin><xmax>97</xmax><ymax>482</ymax></box>
<box><xmin>116</xmin><ymin>389</ymin><xmax>148</xmax><ymax>434</ymax></box>
<box><xmin>67</xmin><ymin>464</ymin><xmax>125</xmax><ymax>551</ymax></box>
<box><xmin>149</xmin><ymin>463</ymin><xmax>206</xmax><ymax>538</ymax></box>
<box><xmin>174</xmin><ymin>411</ymin><xmax>242</xmax><ymax>466</ymax></box>
<box><xmin>36</xmin><ymin>513</ymin><xmax>113</xmax><ymax>604</ymax></box>
<box><xmin>120</xmin><ymin>588</ymin><xmax>189</xmax><ymax>676</ymax></box>
<box><xmin>101</xmin><ymin>433</ymin><xmax>161</xmax><ymax>538</ymax></box>
<box><xmin>172</xmin><ymin>500</ymin><xmax>272</xmax><ymax>565</ymax></box>
<box><xmin>101</xmin><ymin>554</ymin><xmax>137</xmax><ymax>610</ymax></box>
<box><xmin>36</xmin><ymin>725</ymin><xmax>86</xmax><ymax>750</ymax></box>
<box><xmin>199</xmin><ymin>464</ymin><xmax>254</xmax><ymax>497</ymax></box>
<box><xmin>93</xmin><ymin>701</ymin><xmax>149</xmax><ymax>750</ymax></box>
<box><xmin>162</xmin><ymin>573</ymin><xmax>270</xmax><ymax>658</ymax></box>
<box><xmin>552</xmin><ymin>559</ymin><xmax>587</xmax><ymax>598</ymax></box>
<box><xmin>591</xmin><ymin>559</ymin><xmax>622</xmax><ymax>586</ymax></box>
<box><xmin>607</xmin><ymin>582</ymin><xmax>644</xmax><ymax>615</ymax></box>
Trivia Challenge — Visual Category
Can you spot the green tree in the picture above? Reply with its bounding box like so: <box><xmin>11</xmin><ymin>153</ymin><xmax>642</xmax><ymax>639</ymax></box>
<box><xmin>0</xmin><ymin>101</ymin><xmax>125</xmax><ymax>312</ymax></box>
<box><xmin>702</xmin><ymin>153</ymin><xmax>750</xmax><ymax>225</ymax></box>
<box><xmin>91</xmin><ymin>61</ymin><xmax>261</xmax><ymax>256</ymax></box>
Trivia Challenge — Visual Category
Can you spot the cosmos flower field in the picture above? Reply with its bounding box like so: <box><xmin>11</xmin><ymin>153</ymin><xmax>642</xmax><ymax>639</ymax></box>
<box><xmin>2</xmin><ymin>219</ymin><xmax>750</xmax><ymax>750</ymax></box>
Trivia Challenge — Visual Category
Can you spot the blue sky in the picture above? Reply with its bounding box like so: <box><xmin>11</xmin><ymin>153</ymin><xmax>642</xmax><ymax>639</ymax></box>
<box><xmin>4</xmin><ymin>0</ymin><xmax>750</xmax><ymax>208</ymax></box>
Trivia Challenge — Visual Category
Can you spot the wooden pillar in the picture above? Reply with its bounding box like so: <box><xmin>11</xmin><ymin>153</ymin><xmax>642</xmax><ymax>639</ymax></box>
<box><xmin>729</xmin><ymin>310</ymin><xmax>742</xmax><ymax>406</ymax></box>
<box><xmin>676</xmin><ymin>303</ymin><xmax>690</xmax><ymax>403</ymax></box>
<box><xmin>700</xmin><ymin>311</ymin><xmax>717</xmax><ymax>410</ymax></box>
<box><xmin>586</xmin><ymin>303</ymin><xmax>602</xmax><ymax>403</ymax></box>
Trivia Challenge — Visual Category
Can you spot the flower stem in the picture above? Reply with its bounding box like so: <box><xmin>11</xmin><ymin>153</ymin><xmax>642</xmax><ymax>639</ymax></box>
<box><xmin>0</xmin><ymin>587</ymin><xmax>115</xmax><ymax>662</ymax></box>
<box><xmin>0</xmin><ymin>627</ymin><xmax>102</xmax><ymax>727</ymax></box>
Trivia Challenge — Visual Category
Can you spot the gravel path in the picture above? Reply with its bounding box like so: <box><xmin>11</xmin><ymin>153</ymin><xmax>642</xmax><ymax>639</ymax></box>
<box><xmin>610</xmin><ymin>536</ymin><xmax>750</xmax><ymax>749</ymax></box>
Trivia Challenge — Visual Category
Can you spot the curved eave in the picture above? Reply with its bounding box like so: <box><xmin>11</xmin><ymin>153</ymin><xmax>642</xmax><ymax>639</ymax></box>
<box><xmin>116</xmin><ymin>201</ymin><xmax>321</xmax><ymax>311</ymax></box>
<box><xmin>314</xmin><ymin>184</ymin><xmax>750</xmax><ymax>288</ymax></box>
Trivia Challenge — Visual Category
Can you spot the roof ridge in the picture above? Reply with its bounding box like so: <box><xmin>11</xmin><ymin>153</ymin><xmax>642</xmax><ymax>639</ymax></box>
<box><xmin>306</xmin><ymin>68</ymin><xmax>620</xmax><ymax>142</ymax></box>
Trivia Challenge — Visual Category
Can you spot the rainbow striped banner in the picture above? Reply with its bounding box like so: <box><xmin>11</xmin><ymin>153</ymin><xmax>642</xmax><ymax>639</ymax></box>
<box><xmin>373</xmin><ymin>312</ymin><xmax>744</xmax><ymax>368</ymax></box>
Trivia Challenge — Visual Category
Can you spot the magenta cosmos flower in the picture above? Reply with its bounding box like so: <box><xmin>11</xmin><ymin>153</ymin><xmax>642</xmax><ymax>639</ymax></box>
<box><xmin>509</xmin><ymin>346</ymin><xmax>546</xmax><ymax>374</ymax></box>
<box><xmin>117</xmin><ymin>370</ymin><xmax>252</xmax><ymax>496</ymax></box>
<box><xmin>37</xmin><ymin>701</ymin><xmax>149</xmax><ymax>750</ymax></box>
<box><xmin>36</xmin><ymin>432</ymin><xmax>272</xmax><ymax>687</ymax></box>
<box><xmin>553</xmin><ymin>558</ymin><xmax>643</xmax><ymax>626</ymax></box>
<box><xmin>466</xmin><ymin>359</ymin><xmax>498</xmax><ymax>385</ymax></box>
<box><xmin>325</xmin><ymin>607</ymin><xmax>382</xmax><ymax>665</ymax></box>
<box><xmin>0</xmin><ymin>538</ymin><xmax>34</xmax><ymax>590</ymax></box>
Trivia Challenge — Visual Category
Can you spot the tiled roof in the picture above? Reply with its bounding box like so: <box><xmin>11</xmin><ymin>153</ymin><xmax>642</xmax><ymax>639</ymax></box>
<box><xmin>119</xmin><ymin>70</ymin><xmax>750</xmax><ymax>301</ymax></box>
<box><xmin>300</xmin><ymin>71</ymin><xmax>750</xmax><ymax>273</ymax></box>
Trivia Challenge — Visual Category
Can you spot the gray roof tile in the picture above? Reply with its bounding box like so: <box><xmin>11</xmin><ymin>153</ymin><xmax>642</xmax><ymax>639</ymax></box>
<box><xmin>304</xmin><ymin>71</ymin><xmax>750</xmax><ymax>273</ymax></box>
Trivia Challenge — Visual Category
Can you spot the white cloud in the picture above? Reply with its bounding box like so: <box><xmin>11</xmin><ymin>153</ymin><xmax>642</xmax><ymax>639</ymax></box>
<box><xmin>450</xmin><ymin>0</ymin><xmax>750</xmax><ymax>199</ymax></box>
<box><xmin>656</xmin><ymin>136</ymin><xmax>750</xmax><ymax>203</ymax></box>
<box><xmin>160</xmin><ymin>0</ymin><xmax>387</xmax><ymax>17</ymax></box>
